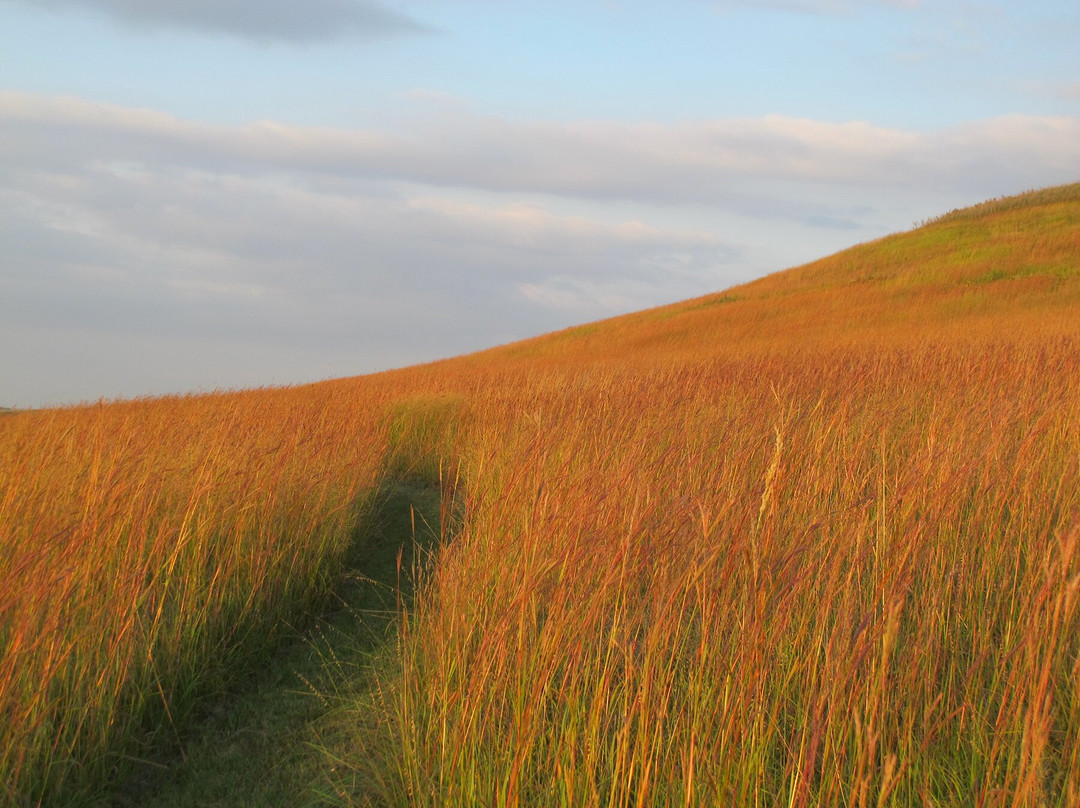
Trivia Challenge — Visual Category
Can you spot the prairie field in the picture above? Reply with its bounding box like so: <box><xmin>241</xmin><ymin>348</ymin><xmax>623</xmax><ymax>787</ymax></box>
<box><xmin>2</xmin><ymin>184</ymin><xmax>1080</xmax><ymax>806</ymax></box>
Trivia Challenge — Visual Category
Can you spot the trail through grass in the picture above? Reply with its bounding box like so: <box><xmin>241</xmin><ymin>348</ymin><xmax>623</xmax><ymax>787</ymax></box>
<box><xmin>111</xmin><ymin>479</ymin><xmax>443</xmax><ymax>807</ymax></box>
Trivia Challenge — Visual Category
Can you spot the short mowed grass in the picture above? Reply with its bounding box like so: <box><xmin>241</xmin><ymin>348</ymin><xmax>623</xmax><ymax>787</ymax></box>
<box><xmin>1</xmin><ymin>183</ymin><xmax>1079</xmax><ymax>806</ymax></box>
<box><xmin>115</xmin><ymin>479</ymin><xmax>444</xmax><ymax>808</ymax></box>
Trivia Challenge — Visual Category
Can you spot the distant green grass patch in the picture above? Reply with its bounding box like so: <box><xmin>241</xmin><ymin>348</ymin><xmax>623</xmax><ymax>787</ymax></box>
<box><xmin>925</xmin><ymin>183</ymin><xmax>1080</xmax><ymax>226</ymax></box>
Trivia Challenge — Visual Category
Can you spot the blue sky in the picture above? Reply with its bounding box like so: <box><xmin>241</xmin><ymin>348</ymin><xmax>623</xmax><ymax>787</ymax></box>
<box><xmin>2</xmin><ymin>0</ymin><xmax>1078</xmax><ymax>406</ymax></box>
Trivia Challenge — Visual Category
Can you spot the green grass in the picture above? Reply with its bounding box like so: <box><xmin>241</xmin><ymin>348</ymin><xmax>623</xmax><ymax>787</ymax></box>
<box><xmin>925</xmin><ymin>183</ymin><xmax>1080</xmax><ymax>226</ymax></box>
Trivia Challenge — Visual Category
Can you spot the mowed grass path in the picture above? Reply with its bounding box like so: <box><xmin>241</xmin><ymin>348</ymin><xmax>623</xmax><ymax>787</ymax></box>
<box><xmin>111</xmin><ymin>481</ymin><xmax>443</xmax><ymax>808</ymax></box>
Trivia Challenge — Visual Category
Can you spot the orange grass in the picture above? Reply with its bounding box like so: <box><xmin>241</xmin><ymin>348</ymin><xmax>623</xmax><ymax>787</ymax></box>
<box><xmin>2</xmin><ymin>183</ymin><xmax>1079</xmax><ymax>805</ymax></box>
<box><xmin>350</xmin><ymin>343</ymin><xmax>1080</xmax><ymax>806</ymax></box>
<box><xmin>325</xmin><ymin>184</ymin><xmax>1080</xmax><ymax>806</ymax></box>
<box><xmin>0</xmin><ymin>383</ymin><xmax>405</xmax><ymax>803</ymax></box>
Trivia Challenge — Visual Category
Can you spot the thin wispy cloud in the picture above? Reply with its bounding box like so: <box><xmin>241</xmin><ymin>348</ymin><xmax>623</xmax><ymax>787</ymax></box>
<box><xmin>1</xmin><ymin>0</ymin><xmax>427</xmax><ymax>42</ymax></box>
<box><xmin>2</xmin><ymin>92</ymin><xmax>750</xmax><ymax>404</ymax></box>
<box><xmin>1056</xmin><ymin>81</ymin><xmax>1080</xmax><ymax>102</ymax></box>
<box><xmin>711</xmin><ymin>0</ymin><xmax>920</xmax><ymax>15</ymax></box>
<box><xmin>4</xmin><ymin>93</ymin><xmax>1077</xmax><ymax>208</ymax></box>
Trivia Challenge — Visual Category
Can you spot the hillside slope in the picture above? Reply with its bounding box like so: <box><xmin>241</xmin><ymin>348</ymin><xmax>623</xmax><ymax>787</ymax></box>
<box><xmin>324</xmin><ymin>183</ymin><xmax>1080</xmax><ymax>807</ymax></box>
<box><xmin>450</xmin><ymin>182</ymin><xmax>1080</xmax><ymax>366</ymax></box>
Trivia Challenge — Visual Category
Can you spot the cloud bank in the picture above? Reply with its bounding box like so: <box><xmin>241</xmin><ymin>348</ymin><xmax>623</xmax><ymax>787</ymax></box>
<box><xmin>4</xmin><ymin>92</ymin><xmax>1077</xmax><ymax>207</ymax></box>
<box><xmin>2</xmin><ymin>90</ymin><xmax>1078</xmax><ymax>405</ymax></box>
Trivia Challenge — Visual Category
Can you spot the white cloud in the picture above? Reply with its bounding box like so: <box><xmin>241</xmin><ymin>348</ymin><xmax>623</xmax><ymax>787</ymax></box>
<box><xmin>517</xmin><ymin>277</ymin><xmax>679</xmax><ymax>314</ymax></box>
<box><xmin>1</xmin><ymin>95</ymin><xmax>746</xmax><ymax>404</ymax></box>
<box><xmin>4</xmin><ymin>92</ymin><xmax>1077</xmax><ymax>208</ymax></box>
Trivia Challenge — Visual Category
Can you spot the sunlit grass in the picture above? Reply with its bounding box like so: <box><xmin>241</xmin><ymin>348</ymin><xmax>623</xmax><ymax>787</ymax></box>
<box><xmin>0</xmin><ymin>385</ymin><xmax>397</xmax><ymax>803</ymax></box>
<box><xmin>331</xmin><ymin>342</ymin><xmax>1080</xmax><ymax>806</ymax></box>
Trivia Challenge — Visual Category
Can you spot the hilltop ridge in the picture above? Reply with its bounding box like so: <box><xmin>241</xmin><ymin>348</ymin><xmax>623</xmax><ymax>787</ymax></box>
<box><xmin>435</xmin><ymin>182</ymin><xmax>1080</xmax><ymax>368</ymax></box>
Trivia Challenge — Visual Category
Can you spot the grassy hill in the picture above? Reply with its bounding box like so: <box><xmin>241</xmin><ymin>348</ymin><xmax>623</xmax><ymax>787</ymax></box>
<box><xmin>477</xmin><ymin>182</ymin><xmax>1080</xmax><ymax>365</ymax></box>
<box><xmin>1</xmin><ymin>183</ymin><xmax>1079</xmax><ymax>806</ymax></box>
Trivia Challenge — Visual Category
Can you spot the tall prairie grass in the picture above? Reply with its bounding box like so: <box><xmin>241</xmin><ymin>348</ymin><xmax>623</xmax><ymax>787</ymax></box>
<box><xmin>328</xmin><ymin>338</ymin><xmax>1080</xmax><ymax>806</ymax></box>
<box><xmin>2</xmin><ymin>184</ymin><xmax>1079</xmax><ymax>805</ymax></box>
<box><xmin>0</xmin><ymin>383</ymin><xmax>404</xmax><ymax>803</ymax></box>
<box><xmin>325</xmin><ymin>187</ymin><xmax>1080</xmax><ymax>805</ymax></box>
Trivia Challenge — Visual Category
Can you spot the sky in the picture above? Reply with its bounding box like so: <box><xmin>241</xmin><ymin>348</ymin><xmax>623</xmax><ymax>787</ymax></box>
<box><xmin>1</xmin><ymin>0</ymin><xmax>1078</xmax><ymax>407</ymax></box>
